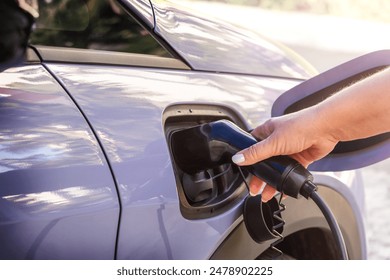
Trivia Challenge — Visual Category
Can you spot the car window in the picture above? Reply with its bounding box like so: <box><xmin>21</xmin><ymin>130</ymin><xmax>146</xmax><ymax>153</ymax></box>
<box><xmin>30</xmin><ymin>0</ymin><xmax>171</xmax><ymax>57</ymax></box>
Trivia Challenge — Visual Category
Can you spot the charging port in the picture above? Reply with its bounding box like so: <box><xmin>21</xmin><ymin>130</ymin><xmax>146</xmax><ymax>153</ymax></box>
<box><xmin>163</xmin><ymin>104</ymin><xmax>249</xmax><ymax>219</ymax></box>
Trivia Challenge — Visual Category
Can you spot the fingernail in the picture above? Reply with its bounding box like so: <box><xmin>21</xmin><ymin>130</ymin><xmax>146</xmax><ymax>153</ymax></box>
<box><xmin>261</xmin><ymin>191</ymin><xmax>280</xmax><ymax>203</ymax></box>
<box><xmin>259</xmin><ymin>182</ymin><xmax>267</xmax><ymax>193</ymax></box>
<box><xmin>250</xmin><ymin>182</ymin><xmax>266</xmax><ymax>196</ymax></box>
<box><xmin>232</xmin><ymin>153</ymin><xmax>245</xmax><ymax>164</ymax></box>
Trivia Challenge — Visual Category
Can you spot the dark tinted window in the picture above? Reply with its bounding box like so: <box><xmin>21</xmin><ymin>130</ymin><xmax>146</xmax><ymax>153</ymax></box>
<box><xmin>30</xmin><ymin>0</ymin><xmax>171</xmax><ymax>57</ymax></box>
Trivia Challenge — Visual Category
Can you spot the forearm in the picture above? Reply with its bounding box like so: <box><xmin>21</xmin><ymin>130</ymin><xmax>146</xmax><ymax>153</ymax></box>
<box><xmin>315</xmin><ymin>67</ymin><xmax>390</xmax><ymax>142</ymax></box>
<box><xmin>234</xmin><ymin>67</ymin><xmax>390</xmax><ymax>167</ymax></box>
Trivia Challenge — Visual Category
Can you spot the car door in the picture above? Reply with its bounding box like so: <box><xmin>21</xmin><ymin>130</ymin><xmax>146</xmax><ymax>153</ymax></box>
<box><xmin>0</xmin><ymin>58</ymin><xmax>119</xmax><ymax>260</ymax></box>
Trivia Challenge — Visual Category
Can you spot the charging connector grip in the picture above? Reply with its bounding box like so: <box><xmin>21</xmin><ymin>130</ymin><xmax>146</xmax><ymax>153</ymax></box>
<box><xmin>196</xmin><ymin>120</ymin><xmax>315</xmax><ymax>198</ymax></box>
<box><xmin>171</xmin><ymin>119</ymin><xmax>315</xmax><ymax>198</ymax></box>
<box><xmin>244</xmin><ymin>158</ymin><xmax>315</xmax><ymax>198</ymax></box>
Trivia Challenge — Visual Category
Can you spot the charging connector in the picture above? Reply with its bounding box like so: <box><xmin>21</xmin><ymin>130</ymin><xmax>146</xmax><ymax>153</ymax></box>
<box><xmin>170</xmin><ymin>119</ymin><xmax>349</xmax><ymax>260</ymax></box>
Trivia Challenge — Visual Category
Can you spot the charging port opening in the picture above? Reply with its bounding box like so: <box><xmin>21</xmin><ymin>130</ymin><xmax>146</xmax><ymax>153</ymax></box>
<box><xmin>163</xmin><ymin>104</ymin><xmax>250</xmax><ymax>219</ymax></box>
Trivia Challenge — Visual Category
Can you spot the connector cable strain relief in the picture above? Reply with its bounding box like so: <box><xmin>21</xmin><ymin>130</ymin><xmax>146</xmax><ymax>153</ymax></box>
<box><xmin>300</xmin><ymin>180</ymin><xmax>318</xmax><ymax>199</ymax></box>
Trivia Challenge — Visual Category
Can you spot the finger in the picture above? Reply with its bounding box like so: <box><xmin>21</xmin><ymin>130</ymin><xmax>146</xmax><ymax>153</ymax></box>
<box><xmin>249</xmin><ymin>176</ymin><xmax>266</xmax><ymax>196</ymax></box>
<box><xmin>232</xmin><ymin>138</ymin><xmax>275</xmax><ymax>166</ymax></box>
<box><xmin>232</xmin><ymin>119</ymin><xmax>277</xmax><ymax>166</ymax></box>
<box><xmin>251</xmin><ymin>119</ymin><xmax>274</xmax><ymax>139</ymax></box>
<box><xmin>261</xmin><ymin>185</ymin><xmax>278</xmax><ymax>202</ymax></box>
<box><xmin>289</xmin><ymin>153</ymin><xmax>312</xmax><ymax>168</ymax></box>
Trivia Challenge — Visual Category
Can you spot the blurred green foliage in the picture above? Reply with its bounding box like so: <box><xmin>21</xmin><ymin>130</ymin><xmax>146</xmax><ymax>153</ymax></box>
<box><xmin>30</xmin><ymin>0</ymin><xmax>170</xmax><ymax>56</ymax></box>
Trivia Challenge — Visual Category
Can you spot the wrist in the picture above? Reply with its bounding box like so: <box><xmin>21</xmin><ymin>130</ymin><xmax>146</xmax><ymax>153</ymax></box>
<box><xmin>304</xmin><ymin>104</ymin><xmax>342</xmax><ymax>144</ymax></box>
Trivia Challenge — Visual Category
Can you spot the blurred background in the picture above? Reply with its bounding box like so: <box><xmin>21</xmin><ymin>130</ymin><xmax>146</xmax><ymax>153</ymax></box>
<box><xmin>181</xmin><ymin>0</ymin><xmax>390</xmax><ymax>259</ymax></box>
<box><xmin>185</xmin><ymin>0</ymin><xmax>390</xmax><ymax>72</ymax></box>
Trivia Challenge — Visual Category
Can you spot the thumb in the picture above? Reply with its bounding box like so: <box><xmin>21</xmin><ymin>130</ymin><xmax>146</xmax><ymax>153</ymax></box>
<box><xmin>232</xmin><ymin>138</ymin><xmax>275</xmax><ymax>166</ymax></box>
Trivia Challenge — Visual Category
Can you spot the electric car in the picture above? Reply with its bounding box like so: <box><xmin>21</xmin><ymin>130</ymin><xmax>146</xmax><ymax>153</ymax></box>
<box><xmin>1</xmin><ymin>0</ymin><xmax>389</xmax><ymax>260</ymax></box>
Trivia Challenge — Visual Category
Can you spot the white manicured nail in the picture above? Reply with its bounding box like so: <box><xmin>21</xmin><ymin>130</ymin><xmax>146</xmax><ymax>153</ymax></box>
<box><xmin>250</xmin><ymin>182</ymin><xmax>266</xmax><ymax>196</ymax></box>
<box><xmin>259</xmin><ymin>182</ymin><xmax>267</xmax><ymax>193</ymax></box>
<box><xmin>232</xmin><ymin>154</ymin><xmax>245</xmax><ymax>164</ymax></box>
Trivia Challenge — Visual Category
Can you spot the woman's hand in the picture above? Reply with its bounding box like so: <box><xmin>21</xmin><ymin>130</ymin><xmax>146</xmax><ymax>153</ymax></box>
<box><xmin>233</xmin><ymin>109</ymin><xmax>339</xmax><ymax>201</ymax></box>
<box><xmin>233</xmin><ymin>68</ymin><xmax>390</xmax><ymax>202</ymax></box>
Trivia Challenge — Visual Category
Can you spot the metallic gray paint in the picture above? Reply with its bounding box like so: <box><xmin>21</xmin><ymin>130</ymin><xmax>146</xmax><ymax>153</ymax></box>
<box><xmin>46</xmin><ymin>63</ymin><xmax>298</xmax><ymax>259</ymax></box>
<box><xmin>0</xmin><ymin>65</ymin><xmax>119</xmax><ymax>259</ymax></box>
<box><xmin>151</xmin><ymin>0</ymin><xmax>313</xmax><ymax>79</ymax></box>
<box><xmin>45</xmin><ymin>63</ymin><xmax>365</xmax><ymax>259</ymax></box>
<box><xmin>0</xmin><ymin>0</ymin><xmax>367</xmax><ymax>260</ymax></box>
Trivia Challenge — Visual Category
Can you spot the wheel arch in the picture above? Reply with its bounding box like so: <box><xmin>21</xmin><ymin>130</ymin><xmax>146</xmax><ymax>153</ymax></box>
<box><xmin>211</xmin><ymin>180</ymin><xmax>366</xmax><ymax>260</ymax></box>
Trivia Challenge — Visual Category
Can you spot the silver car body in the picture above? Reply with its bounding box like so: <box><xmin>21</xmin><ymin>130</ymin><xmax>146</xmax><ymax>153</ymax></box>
<box><xmin>0</xmin><ymin>0</ymin><xmax>369</xmax><ymax>259</ymax></box>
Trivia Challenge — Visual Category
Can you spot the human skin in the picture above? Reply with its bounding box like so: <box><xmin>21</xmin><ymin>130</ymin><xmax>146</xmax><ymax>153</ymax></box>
<box><xmin>232</xmin><ymin>67</ymin><xmax>390</xmax><ymax>201</ymax></box>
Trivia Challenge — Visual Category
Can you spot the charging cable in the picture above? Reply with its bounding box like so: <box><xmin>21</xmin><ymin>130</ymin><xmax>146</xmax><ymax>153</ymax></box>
<box><xmin>301</xmin><ymin>181</ymin><xmax>348</xmax><ymax>260</ymax></box>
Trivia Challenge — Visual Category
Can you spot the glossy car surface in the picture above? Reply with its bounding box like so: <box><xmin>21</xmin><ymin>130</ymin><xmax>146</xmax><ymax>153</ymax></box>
<box><xmin>0</xmin><ymin>0</ymin><xmax>367</xmax><ymax>259</ymax></box>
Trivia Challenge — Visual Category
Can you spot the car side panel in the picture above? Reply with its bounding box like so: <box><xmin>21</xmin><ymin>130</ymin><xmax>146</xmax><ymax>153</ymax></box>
<box><xmin>0</xmin><ymin>65</ymin><xmax>119</xmax><ymax>259</ymax></box>
<box><xmin>44</xmin><ymin>62</ymin><xmax>309</xmax><ymax>259</ymax></box>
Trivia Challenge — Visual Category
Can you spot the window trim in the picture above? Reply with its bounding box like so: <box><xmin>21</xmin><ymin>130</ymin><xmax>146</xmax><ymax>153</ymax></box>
<box><xmin>31</xmin><ymin>45</ymin><xmax>191</xmax><ymax>70</ymax></box>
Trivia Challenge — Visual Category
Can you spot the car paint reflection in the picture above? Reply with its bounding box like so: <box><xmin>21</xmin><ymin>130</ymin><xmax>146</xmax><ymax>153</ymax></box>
<box><xmin>152</xmin><ymin>1</ymin><xmax>314</xmax><ymax>79</ymax></box>
<box><xmin>48</xmin><ymin>63</ymin><xmax>298</xmax><ymax>259</ymax></box>
<box><xmin>0</xmin><ymin>65</ymin><xmax>119</xmax><ymax>259</ymax></box>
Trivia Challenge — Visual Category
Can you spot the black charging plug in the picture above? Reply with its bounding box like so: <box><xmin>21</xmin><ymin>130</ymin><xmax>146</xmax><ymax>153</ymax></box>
<box><xmin>243</xmin><ymin>156</ymin><xmax>317</xmax><ymax>199</ymax></box>
<box><xmin>171</xmin><ymin>119</ymin><xmax>348</xmax><ymax>259</ymax></box>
